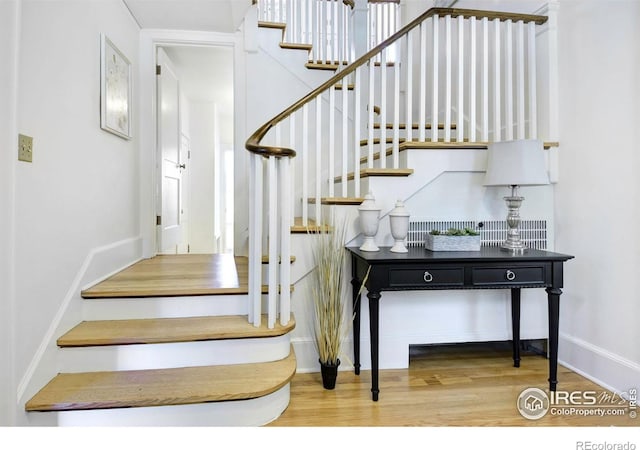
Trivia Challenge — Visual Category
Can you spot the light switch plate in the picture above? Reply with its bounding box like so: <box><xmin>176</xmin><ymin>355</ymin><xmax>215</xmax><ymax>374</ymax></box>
<box><xmin>18</xmin><ymin>134</ymin><xmax>33</xmax><ymax>162</ymax></box>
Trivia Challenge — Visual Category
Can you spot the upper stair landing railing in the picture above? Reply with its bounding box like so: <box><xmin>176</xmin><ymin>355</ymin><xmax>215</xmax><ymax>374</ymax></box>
<box><xmin>257</xmin><ymin>0</ymin><xmax>400</xmax><ymax>65</ymax></box>
<box><xmin>246</xmin><ymin>7</ymin><xmax>548</xmax><ymax>329</ymax></box>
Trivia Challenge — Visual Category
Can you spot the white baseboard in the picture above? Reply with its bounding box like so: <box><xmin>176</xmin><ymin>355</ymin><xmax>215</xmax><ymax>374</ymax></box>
<box><xmin>17</xmin><ymin>237</ymin><xmax>143</xmax><ymax>414</ymax></box>
<box><xmin>559</xmin><ymin>332</ymin><xmax>640</xmax><ymax>395</ymax></box>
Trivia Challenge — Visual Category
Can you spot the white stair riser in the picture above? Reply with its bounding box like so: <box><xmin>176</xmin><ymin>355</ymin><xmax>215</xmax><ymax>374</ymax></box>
<box><xmin>26</xmin><ymin>384</ymin><xmax>291</xmax><ymax>427</ymax></box>
<box><xmin>82</xmin><ymin>294</ymin><xmax>249</xmax><ymax>320</ymax></box>
<box><xmin>58</xmin><ymin>335</ymin><xmax>291</xmax><ymax>372</ymax></box>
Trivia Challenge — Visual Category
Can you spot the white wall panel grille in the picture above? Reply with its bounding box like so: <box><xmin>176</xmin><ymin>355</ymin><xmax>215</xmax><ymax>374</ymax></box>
<box><xmin>407</xmin><ymin>219</ymin><xmax>548</xmax><ymax>250</ymax></box>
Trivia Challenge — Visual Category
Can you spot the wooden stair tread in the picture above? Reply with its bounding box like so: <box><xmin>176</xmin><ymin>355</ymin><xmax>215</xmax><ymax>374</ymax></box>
<box><xmin>400</xmin><ymin>140</ymin><xmax>558</xmax><ymax>150</ymax></box>
<box><xmin>81</xmin><ymin>255</ymin><xmax>292</xmax><ymax>298</ymax></box>
<box><xmin>25</xmin><ymin>349</ymin><xmax>297</xmax><ymax>411</ymax></box>
<box><xmin>359</xmin><ymin>141</ymin><xmax>558</xmax><ymax>164</ymax></box>
<box><xmin>279</xmin><ymin>42</ymin><xmax>312</xmax><ymax>51</ymax></box>
<box><xmin>373</xmin><ymin>122</ymin><xmax>456</xmax><ymax>130</ymax></box>
<box><xmin>258</xmin><ymin>21</ymin><xmax>286</xmax><ymax>30</ymax></box>
<box><xmin>307</xmin><ymin>197</ymin><xmax>364</xmax><ymax>205</ymax></box>
<box><xmin>335</xmin><ymin>168</ymin><xmax>414</xmax><ymax>183</ymax></box>
<box><xmin>82</xmin><ymin>254</ymin><xmax>248</xmax><ymax>298</ymax></box>
<box><xmin>261</xmin><ymin>255</ymin><xmax>296</xmax><ymax>264</ymax></box>
<box><xmin>360</xmin><ymin>137</ymin><xmax>407</xmax><ymax>146</ymax></box>
<box><xmin>305</xmin><ymin>62</ymin><xmax>339</xmax><ymax>70</ymax></box>
<box><xmin>291</xmin><ymin>217</ymin><xmax>332</xmax><ymax>233</ymax></box>
<box><xmin>57</xmin><ymin>314</ymin><xmax>296</xmax><ymax>347</ymax></box>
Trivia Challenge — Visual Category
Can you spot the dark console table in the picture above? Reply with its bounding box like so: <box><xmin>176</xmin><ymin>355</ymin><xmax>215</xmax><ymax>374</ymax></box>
<box><xmin>347</xmin><ymin>246</ymin><xmax>574</xmax><ymax>401</ymax></box>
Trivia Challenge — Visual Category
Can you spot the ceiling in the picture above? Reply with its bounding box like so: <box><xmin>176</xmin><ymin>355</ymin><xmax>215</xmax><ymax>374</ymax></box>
<box><xmin>123</xmin><ymin>0</ymin><xmax>253</xmax><ymax>32</ymax></box>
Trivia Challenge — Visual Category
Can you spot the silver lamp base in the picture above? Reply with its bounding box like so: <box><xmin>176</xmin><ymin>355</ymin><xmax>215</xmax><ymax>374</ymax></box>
<box><xmin>501</xmin><ymin>187</ymin><xmax>528</xmax><ymax>254</ymax></box>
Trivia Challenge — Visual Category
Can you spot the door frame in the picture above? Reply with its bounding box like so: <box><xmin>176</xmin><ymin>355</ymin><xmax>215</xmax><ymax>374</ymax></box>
<box><xmin>139</xmin><ymin>29</ymin><xmax>245</xmax><ymax>258</ymax></box>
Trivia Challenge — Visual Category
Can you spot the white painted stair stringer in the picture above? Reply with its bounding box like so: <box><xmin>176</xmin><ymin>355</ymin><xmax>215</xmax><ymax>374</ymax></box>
<box><xmin>257</xmin><ymin>26</ymin><xmax>335</xmax><ymax>92</ymax></box>
<box><xmin>329</xmin><ymin>148</ymin><xmax>489</xmax><ymax>246</ymax></box>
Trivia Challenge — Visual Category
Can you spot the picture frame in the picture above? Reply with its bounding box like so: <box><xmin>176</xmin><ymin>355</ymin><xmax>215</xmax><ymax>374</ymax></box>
<box><xmin>100</xmin><ymin>34</ymin><xmax>132</xmax><ymax>139</ymax></box>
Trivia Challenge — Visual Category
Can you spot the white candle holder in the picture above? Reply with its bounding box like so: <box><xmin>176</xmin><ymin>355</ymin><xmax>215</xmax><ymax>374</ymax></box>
<box><xmin>389</xmin><ymin>200</ymin><xmax>410</xmax><ymax>253</ymax></box>
<box><xmin>358</xmin><ymin>192</ymin><xmax>380</xmax><ymax>252</ymax></box>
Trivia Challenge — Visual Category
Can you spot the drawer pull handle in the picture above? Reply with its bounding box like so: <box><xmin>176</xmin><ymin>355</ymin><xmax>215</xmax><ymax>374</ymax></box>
<box><xmin>506</xmin><ymin>270</ymin><xmax>516</xmax><ymax>281</ymax></box>
<box><xmin>423</xmin><ymin>271</ymin><xmax>433</xmax><ymax>283</ymax></box>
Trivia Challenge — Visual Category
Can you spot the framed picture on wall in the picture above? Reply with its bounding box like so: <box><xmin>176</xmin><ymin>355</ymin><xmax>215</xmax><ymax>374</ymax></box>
<box><xmin>100</xmin><ymin>33</ymin><xmax>132</xmax><ymax>139</ymax></box>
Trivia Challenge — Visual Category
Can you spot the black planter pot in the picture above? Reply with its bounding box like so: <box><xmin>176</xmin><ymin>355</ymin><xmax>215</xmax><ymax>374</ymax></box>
<box><xmin>319</xmin><ymin>359</ymin><xmax>340</xmax><ymax>390</ymax></box>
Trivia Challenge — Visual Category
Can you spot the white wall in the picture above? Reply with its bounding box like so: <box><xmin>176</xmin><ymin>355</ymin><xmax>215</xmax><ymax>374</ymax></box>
<box><xmin>12</xmin><ymin>0</ymin><xmax>141</xmax><ymax>424</ymax></box>
<box><xmin>554</xmin><ymin>0</ymin><xmax>640</xmax><ymax>392</ymax></box>
<box><xmin>0</xmin><ymin>0</ymin><xmax>20</xmax><ymax>427</ymax></box>
<box><xmin>187</xmin><ymin>101</ymin><xmax>218</xmax><ymax>253</ymax></box>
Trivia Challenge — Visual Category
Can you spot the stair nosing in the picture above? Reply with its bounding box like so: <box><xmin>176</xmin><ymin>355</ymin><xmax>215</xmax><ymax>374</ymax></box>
<box><xmin>57</xmin><ymin>314</ymin><xmax>296</xmax><ymax>347</ymax></box>
<box><xmin>25</xmin><ymin>349</ymin><xmax>297</xmax><ymax>412</ymax></box>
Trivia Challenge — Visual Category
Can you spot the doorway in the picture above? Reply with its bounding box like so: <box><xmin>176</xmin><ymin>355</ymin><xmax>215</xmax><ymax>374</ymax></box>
<box><xmin>156</xmin><ymin>44</ymin><xmax>234</xmax><ymax>255</ymax></box>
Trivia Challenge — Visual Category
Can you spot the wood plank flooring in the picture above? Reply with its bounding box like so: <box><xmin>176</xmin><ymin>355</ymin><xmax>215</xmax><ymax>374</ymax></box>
<box><xmin>269</xmin><ymin>342</ymin><xmax>637</xmax><ymax>427</ymax></box>
<box><xmin>82</xmin><ymin>254</ymin><xmax>248</xmax><ymax>298</ymax></box>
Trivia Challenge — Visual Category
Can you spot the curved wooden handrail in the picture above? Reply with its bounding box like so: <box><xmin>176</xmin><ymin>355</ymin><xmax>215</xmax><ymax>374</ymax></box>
<box><xmin>245</xmin><ymin>7</ymin><xmax>548</xmax><ymax>158</ymax></box>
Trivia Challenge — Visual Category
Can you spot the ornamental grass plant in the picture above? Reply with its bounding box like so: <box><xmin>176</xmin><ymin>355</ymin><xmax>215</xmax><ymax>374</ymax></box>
<box><xmin>309</xmin><ymin>218</ymin><xmax>348</xmax><ymax>367</ymax></box>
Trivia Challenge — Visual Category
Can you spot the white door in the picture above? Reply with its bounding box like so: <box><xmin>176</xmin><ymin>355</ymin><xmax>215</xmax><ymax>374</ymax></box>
<box><xmin>157</xmin><ymin>48</ymin><xmax>184</xmax><ymax>254</ymax></box>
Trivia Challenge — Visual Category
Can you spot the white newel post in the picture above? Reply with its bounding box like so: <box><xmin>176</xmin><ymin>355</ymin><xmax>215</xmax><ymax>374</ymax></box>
<box><xmin>248</xmin><ymin>153</ymin><xmax>263</xmax><ymax>327</ymax></box>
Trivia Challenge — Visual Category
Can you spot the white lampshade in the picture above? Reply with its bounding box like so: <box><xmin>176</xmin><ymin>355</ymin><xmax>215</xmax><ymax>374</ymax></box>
<box><xmin>483</xmin><ymin>139</ymin><xmax>549</xmax><ymax>187</ymax></box>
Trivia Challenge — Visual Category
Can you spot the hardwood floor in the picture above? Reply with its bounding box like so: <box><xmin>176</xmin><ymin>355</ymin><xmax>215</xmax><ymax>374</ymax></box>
<box><xmin>269</xmin><ymin>342</ymin><xmax>637</xmax><ymax>427</ymax></box>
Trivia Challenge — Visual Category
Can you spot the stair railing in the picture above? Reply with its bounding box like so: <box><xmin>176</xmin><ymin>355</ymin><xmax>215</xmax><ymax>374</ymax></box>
<box><xmin>257</xmin><ymin>0</ymin><xmax>400</xmax><ymax>66</ymax></box>
<box><xmin>258</xmin><ymin>0</ymin><xmax>354</xmax><ymax>65</ymax></box>
<box><xmin>246</xmin><ymin>7</ymin><xmax>548</xmax><ymax>329</ymax></box>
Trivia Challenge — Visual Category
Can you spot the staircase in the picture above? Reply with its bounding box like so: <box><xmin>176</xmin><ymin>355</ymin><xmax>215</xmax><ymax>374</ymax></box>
<box><xmin>25</xmin><ymin>255</ymin><xmax>296</xmax><ymax>426</ymax></box>
<box><xmin>246</xmin><ymin>4</ymin><xmax>555</xmax><ymax>334</ymax></box>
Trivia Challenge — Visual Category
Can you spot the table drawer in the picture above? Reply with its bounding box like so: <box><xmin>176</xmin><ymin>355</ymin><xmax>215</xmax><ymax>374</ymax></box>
<box><xmin>389</xmin><ymin>267</ymin><xmax>464</xmax><ymax>288</ymax></box>
<box><xmin>471</xmin><ymin>266</ymin><xmax>546</xmax><ymax>286</ymax></box>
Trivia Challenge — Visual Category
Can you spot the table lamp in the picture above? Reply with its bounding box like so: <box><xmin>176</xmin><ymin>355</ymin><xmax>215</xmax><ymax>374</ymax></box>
<box><xmin>483</xmin><ymin>139</ymin><xmax>549</xmax><ymax>253</ymax></box>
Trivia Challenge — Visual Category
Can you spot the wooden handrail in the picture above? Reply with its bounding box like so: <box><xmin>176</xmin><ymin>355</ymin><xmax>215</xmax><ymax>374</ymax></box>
<box><xmin>245</xmin><ymin>7</ymin><xmax>547</xmax><ymax>158</ymax></box>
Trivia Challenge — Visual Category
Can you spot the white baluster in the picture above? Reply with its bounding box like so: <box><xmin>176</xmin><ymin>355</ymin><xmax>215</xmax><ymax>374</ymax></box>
<box><xmin>469</xmin><ymin>16</ymin><xmax>477</xmax><ymax>142</ymax></box>
<box><xmin>493</xmin><ymin>18</ymin><xmax>501</xmax><ymax>142</ymax></box>
<box><xmin>419</xmin><ymin>22</ymin><xmax>426</xmax><ymax>141</ymax></box>
<box><xmin>380</xmin><ymin>48</ymin><xmax>387</xmax><ymax>168</ymax></box>
<box><xmin>354</xmin><ymin>67</ymin><xmax>362</xmax><ymax>197</ymax></box>
<box><xmin>393</xmin><ymin>40</ymin><xmax>400</xmax><ymax>169</ymax></box>
<box><xmin>516</xmin><ymin>20</ymin><xmax>525</xmax><ymax>140</ymax></box>
<box><xmin>329</xmin><ymin>85</ymin><xmax>335</xmax><ymax>197</ymax></box>
<box><xmin>431</xmin><ymin>14</ymin><xmax>439</xmax><ymax>143</ymax></box>
<box><xmin>342</xmin><ymin>77</ymin><xmax>348</xmax><ymax>197</ymax></box>
<box><xmin>267</xmin><ymin>155</ymin><xmax>278</xmax><ymax>329</ymax></box>
<box><xmin>302</xmin><ymin>104</ymin><xmax>309</xmax><ymax>226</ymax></box>
<box><xmin>482</xmin><ymin>17</ymin><xmax>489</xmax><ymax>142</ymax></box>
<box><xmin>368</xmin><ymin>58</ymin><xmax>375</xmax><ymax>168</ymax></box>
<box><xmin>248</xmin><ymin>153</ymin><xmax>263</xmax><ymax>327</ymax></box>
<box><xmin>315</xmin><ymin>97</ymin><xmax>322</xmax><ymax>224</ymax></box>
<box><xmin>329</xmin><ymin>0</ymin><xmax>335</xmax><ymax>64</ymax></box>
<box><xmin>286</xmin><ymin>0</ymin><xmax>293</xmax><ymax>42</ymax></box>
<box><xmin>289</xmin><ymin>113</ymin><xmax>296</xmax><ymax>226</ymax></box>
<box><xmin>279</xmin><ymin>156</ymin><xmax>291</xmax><ymax>326</ymax></box>
<box><xmin>444</xmin><ymin>15</ymin><xmax>451</xmax><ymax>143</ymax></box>
<box><xmin>406</xmin><ymin>32</ymin><xmax>413</xmax><ymax>143</ymax></box>
<box><xmin>457</xmin><ymin>15</ymin><xmax>464</xmax><ymax>143</ymax></box>
<box><xmin>505</xmin><ymin>19</ymin><xmax>514</xmax><ymax>141</ymax></box>
<box><xmin>528</xmin><ymin>20</ymin><xmax>537</xmax><ymax>138</ymax></box>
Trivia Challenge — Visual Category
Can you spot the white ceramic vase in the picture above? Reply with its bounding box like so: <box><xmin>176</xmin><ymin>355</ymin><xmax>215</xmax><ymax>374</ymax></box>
<box><xmin>358</xmin><ymin>192</ymin><xmax>381</xmax><ymax>252</ymax></box>
<box><xmin>389</xmin><ymin>200</ymin><xmax>410</xmax><ymax>253</ymax></box>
